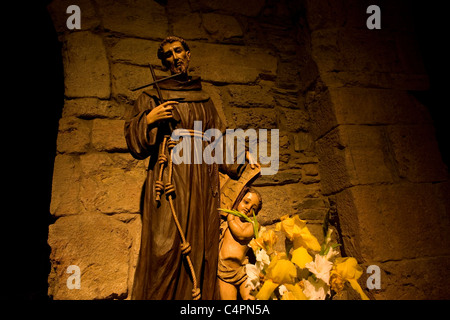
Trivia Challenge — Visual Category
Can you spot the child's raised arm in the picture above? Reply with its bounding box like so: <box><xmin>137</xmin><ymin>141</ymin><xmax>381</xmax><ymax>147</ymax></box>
<box><xmin>227</xmin><ymin>213</ymin><xmax>255</xmax><ymax>242</ymax></box>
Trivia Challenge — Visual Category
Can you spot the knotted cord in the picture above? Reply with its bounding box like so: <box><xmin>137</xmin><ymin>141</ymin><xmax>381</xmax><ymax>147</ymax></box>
<box><xmin>155</xmin><ymin>134</ymin><xmax>201</xmax><ymax>300</ymax></box>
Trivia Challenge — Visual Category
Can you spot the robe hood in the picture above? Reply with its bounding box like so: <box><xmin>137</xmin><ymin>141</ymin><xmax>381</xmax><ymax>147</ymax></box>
<box><xmin>144</xmin><ymin>75</ymin><xmax>210</xmax><ymax>103</ymax></box>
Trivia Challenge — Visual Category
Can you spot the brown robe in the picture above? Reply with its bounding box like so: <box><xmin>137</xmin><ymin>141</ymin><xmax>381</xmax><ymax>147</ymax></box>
<box><xmin>124</xmin><ymin>76</ymin><xmax>244</xmax><ymax>300</ymax></box>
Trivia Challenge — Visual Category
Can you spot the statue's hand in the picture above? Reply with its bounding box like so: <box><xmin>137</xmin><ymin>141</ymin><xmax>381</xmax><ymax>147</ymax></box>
<box><xmin>246</xmin><ymin>151</ymin><xmax>260</xmax><ymax>170</ymax></box>
<box><xmin>146</xmin><ymin>101</ymin><xmax>179</xmax><ymax>125</ymax></box>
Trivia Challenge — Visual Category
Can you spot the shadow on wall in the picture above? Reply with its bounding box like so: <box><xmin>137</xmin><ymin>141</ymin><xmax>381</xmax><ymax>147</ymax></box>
<box><xmin>410</xmin><ymin>2</ymin><xmax>449</xmax><ymax>168</ymax></box>
<box><xmin>7</xmin><ymin>0</ymin><xmax>63</xmax><ymax>300</ymax></box>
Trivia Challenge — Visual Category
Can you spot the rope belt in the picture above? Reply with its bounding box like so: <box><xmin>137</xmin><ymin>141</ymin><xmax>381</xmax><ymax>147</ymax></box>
<box><xmin>155</xmin><ymin>129</ymin><xmax>205</xmax><ymax>300</ymax></box>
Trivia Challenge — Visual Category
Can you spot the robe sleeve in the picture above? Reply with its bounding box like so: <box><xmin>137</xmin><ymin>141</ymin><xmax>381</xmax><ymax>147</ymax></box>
<box><xmin>124</xmin><ymin>93</ymin><xmax>160</xmax><ymax>160</ymax></box>
<box><xmin>203</xmin><ymin>99</ymin><xmax>247</xmax><ymax>179</ymax></box>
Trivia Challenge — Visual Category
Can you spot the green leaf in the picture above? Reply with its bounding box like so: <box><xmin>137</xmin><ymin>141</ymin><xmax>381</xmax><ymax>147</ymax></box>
<box><xmin>252</xmin><ymin>209</ymin><xmax>259</xmax><ymax>238</ymax></box>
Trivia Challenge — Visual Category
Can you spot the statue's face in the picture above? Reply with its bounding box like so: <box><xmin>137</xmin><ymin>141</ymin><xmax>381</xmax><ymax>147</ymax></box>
<box><xmin>161</xmin><ymin>41</ymin><xmax>191</xmax><ymax>75</ymax></box>
<box><xmin>237</xmin><ymin>192</ymin><xmax>260</xmax><ymax>217</ymax></box>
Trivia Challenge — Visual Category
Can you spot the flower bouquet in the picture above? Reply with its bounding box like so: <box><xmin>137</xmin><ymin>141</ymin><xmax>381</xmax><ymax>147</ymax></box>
<box><xmin>242</xmin><ymin>214</ymin><xmax>369</xmax><ymax>300</ymax></box>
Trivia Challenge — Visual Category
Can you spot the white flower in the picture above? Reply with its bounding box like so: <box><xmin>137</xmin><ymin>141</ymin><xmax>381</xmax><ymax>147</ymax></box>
<box><xmin>328</xmin><ymin>247</ymin><xmax>339</xmax><ymax>260</ymax></box>
<box><xmin>303</xmin><ymin>277</ymin><xmax>328</xmax><ymax>300</ymax></box>
<box><xmin>255</xmin><ymin>248</ymin><xmax>270</xmax><ymax>268</ymax></box>
<box><xmin>278</xmin><ymin>285</ymin><xmax>288</xmax><ymax>297</ymax></box>
<box><xmin>245</xmin><ymin>263</ymin><xmax>261</xmax><ymax>291</ymax></box>
<box><xmin>305</xmin><ymin>254</ymin><xmax>333</xmax><ymax>285</ymax></box>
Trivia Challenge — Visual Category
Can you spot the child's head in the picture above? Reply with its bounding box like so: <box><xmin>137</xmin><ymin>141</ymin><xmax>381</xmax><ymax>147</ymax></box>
<box><xmin>236</xmin><ymin>187</ymin><xmax>262</xmax><ymax>217</ymax></box>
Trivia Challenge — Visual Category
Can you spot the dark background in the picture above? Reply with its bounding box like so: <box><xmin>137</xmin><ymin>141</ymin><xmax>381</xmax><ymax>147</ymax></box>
<box><xmin>4</xmin><ymin>0</ymin><xmax>448</xmax><ymax>300</ymax></box>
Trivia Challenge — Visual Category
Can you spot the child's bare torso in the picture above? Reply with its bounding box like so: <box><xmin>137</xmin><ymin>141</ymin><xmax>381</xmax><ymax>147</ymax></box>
<box><xmin>220</xmin><ymin>220</ymin><xmax>253</xmax><ymax>269</ymax></box>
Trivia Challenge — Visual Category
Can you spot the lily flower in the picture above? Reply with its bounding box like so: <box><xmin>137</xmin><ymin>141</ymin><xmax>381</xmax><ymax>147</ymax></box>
<box><xmin>331</xmin><ymin>257</ymin><xmax>369</xmax><ymax>300</ymax></box>
<box><xmin>261</xmin><ymin>228</ymin><xmax>278</xmax><ymax>254</ymax></box>
<box><xmin>245</xmin><ymin>263</ymin><xmax>262</xmax><ymax>291</ymax></box>
<box><xmin>302</xmin><ymin>276</ymin><xmax>328</xmax><ymax>300</ymax></box>
<box><xmin>291</xmin><ymin>246</ymin><xmax>313</xmax><ymax>269</ymax></box>
<box><xmin>305</xmin><ymin>254</ymin><xmax>333</xmax><ymax>285</ymax></box>
<box><xmin>279</xmin><ymin>283</ymin><xmax>308</xmax><ymax>300</ymax></box>
<box><xmin>255</xmin><ymin>248</ymin><xmax>271</xmax><ymax>268</ymax></box>
<box><xmin>255</xmin><ymin>255</ymin><xmax>297</xmax><ymax>300</ymax></box>
<box><xmin>275</xmin><ymin>215</ymin><xmax>321</xmax><ymax>251</ymax></box>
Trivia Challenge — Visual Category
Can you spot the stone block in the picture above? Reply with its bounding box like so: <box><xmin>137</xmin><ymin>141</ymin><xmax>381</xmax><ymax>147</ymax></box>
<box><xmin>272</xmin><ymin>89</ymin><xmax>299</xmax><ymax>109</ymax></box>
<box><xmin>301</xmin><ymin>175</ymin><xmax>320</xmax><ymax>185</ymax></box>
<box><xmin>63</xmin><ymin>32</ymin><xmax>110</xmax><ymax>98</ymax></box>
<box><xmin>306</xmin><ymin>88</ymin><xmax>338</xmax><ymax>141</ymax></box>
<box><xmin>172</xmin><ymin>13</ymin><xmax>208</xmax><ymax>40</ymax></box>
<box><xmin>50</xmin><ymin>155</ymin><xmax>82</xmax><ymax>216</ymax></box>
<box><xmin>302</xmin><ymin>163</ymin><xmax>319</xmax><ymax>176</ymax></box>
<box><xmin>188</xmin><ymin>42</ymin><xmax>277</xmax><ymax>84</ymax></box>
<box><xmin>310</xmin><ymin>28</ymin><xmax>429</xmax><ymax>90</ymax></box>
<box><xmin>373</xmin><ymin>256</ymin><xmax>450</xmax><ymax>299</ymax></box>
<box><xmin>48</xmin><ymin>213</ymin><xmax>133</xmax><ymax>299</ymax></box>
<box><xmin>56</xmin><ymin>117</ymin><xmax>91</xmax><ymax>154</ymax></box>
<box><xmin>289</xmin><ymin>154</ymin><xmax>319</xmax><ymax>167</ymax></box>
<box><xmin>98</xmin><ymin>0</ymin><xmax>168</xmax><ymax>38</ymax></box>
<box><xmin>316</xmin><ymin>125</ymin><xmax>395</xmax><ymax>195</ymax></box>
<box><xmin>331</xmin><ymin>88</ymin><xmax>432</xmax><ymax>126</ymax></box>
<box><xmin>275</xmin><ymin>60</ymin><xmax>302</xmax><ymax>90</ymax></box>
<box><xmin>192</xmin><ymin>0</ymin><xmax>265</xmax><ymax>17</ymax></box>
<box><xmin>112</xmin><ymin>214</ymin><xmax>142</xmax><ymax>296</ymax></box>
<box><xmin>387</xmin><ymin>124</ymin><xmax>448</xmax><ymax>183</ymax></box>
<box><xmin>301</xmin><ymin>163</ymin><xmax>320</xmax><ymax>184</ymax></box>
<box><xmin>294</xmin><ymin>132</ymin><xmax>315</xmax><ymax>153</ymax></box>
<box><xmin>231</xmin><ymin>107</ymin><xmax>277</xmax><ymax>129</ymax></box>
<box><xmin>110</xmin><ymin>38</ymin><xmax>161</xmax><ymax>66</ymax></box>
<box><xmin>91</xmin><ymin>119</ymin><xmax>128</xmax><ymax>152</ymax></box>
<box><xmin>278</xmin><ymin>107</ymin><xmax>309</xmax><ymax>132</ymax></box>
<box><xmin>111</xmin><ymin>63</ymin><xmax>167</xmax><ymax>103</ymax></box>
<box><xmin>336</xmin><ymin>183</ymin><xmax>450</xmax><ymax>262</ymax></box>
<box><xmin>202</xmin><ymin>13</ymin><xmax>243</xmax><ymax>41</ymax></box>
<box><xmin>304</xmin><ymin>0</ymin><xmax>346</xmax><ymax>31</ymax></box>
<box><xmin>309</xmin><ymin>87</ymin><xmax>433</xmax><ymax>140</ymax></box>
<box><xmin>255</xmin><ymin>183</ymin><xmax>323</xmax><ymax>225</ymax></box>
<box><xmin>63</xmin><ymin>98</ymin><xmax>126</xmax><ymax>120</ymax></box>
<box><xmin>252</xmin><ymin>171</ymin><xmax>301</xmax><ymax>186</ymax></box>
<box><xmin>79</xmin><ymin>153</ymin><xmax>147</xmax><ymax>214</ymax></box>
<box><xmin>293</xmin><ymin>197</ymin><xmax>330</xmax><ymax>221</ymax></box>
<box><xmin>223</xmin><ymin>82</ymin><xmax>275</xmax><ymax>109</ymax></box>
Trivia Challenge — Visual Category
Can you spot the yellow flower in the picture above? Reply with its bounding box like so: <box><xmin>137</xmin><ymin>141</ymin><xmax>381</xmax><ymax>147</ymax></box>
<box><xmin>281</xmin><ymin>283</ymin><xmax>308</xmax><ymax>300</ymax></box>
<box><xmin>255</xmin><ymin>255</ymin><xmax>297</xmax><ymax>300</ymax></box>
<box><xmin>291</xmin><ymin>246</ymin><xmax>313</xmax><ymax>268</ymax></box>
<box><xmin>248</xmin><ymin>227</ymin><xmax>278</xmax><ymax>254</ymax></box>
<box><xmin>255</xmin><ymin>279</ymin><xmax>279</xmax><ymax>300</ymax></box>
<box><xmin>266</xmin><ymin>256</ymin><xmax>297</xmax><ymax>284</ymax></box>
<box><xmin>261</xmin><ymin>229</ymin><xmax>278</xmax><ymax>253</ymax></box>
<box><xmin>331</xmin><ymin>257</ymin><xmax>369</xmax><ymax>300</ymax></box>
<box><xmin>275</xmin><ymin>214</ymin><xmax>305</xmax><ymax>238</ymax></box>
<box><xmin>275</xmin><ymin>215</ymin><xmax>321</xmax><ymax>251</ymax></box>
<box><xmin>248</xmin><ymin>237</ymin><xmax>265</xmax><ymax>253</ymax></box>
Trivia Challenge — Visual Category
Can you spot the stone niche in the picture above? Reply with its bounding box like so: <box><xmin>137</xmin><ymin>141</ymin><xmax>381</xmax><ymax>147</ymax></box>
<box><xmin>47</xmin><ymin>0</ymin><xmax>449</xmax><ymax>300</ymax></box>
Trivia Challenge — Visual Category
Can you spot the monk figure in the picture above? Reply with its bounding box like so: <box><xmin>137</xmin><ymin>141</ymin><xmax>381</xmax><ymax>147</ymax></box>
<box><xmin>125</xmin><ymin>36</ymin><xmax>249</xmax><ymax>300</ymax></box>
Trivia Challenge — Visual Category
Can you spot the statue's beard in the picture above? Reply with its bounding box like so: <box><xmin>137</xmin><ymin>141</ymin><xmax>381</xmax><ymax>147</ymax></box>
<box><xmin>171</xmin><ymin>60</ymin><xmax>189</xmax><ymax>75</ymax></box>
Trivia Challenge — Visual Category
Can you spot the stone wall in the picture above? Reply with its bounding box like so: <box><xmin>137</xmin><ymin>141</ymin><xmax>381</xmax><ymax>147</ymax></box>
<box><xmin>305</xmin><ymin>0</ymin><xmax>450</xmax><ymax>299</ymax></box>
<box><xmin>46</xmin><ymin>0</ymin><xmax>449</xmax><ymax>299</ymax></box>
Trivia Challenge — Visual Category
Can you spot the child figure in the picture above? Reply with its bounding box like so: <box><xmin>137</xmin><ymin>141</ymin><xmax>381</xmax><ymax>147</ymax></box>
<box><xmin>218</xmin><ymin>187</ymin><xmax>262</xmax><ymax>300</ymax></box>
